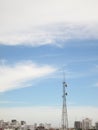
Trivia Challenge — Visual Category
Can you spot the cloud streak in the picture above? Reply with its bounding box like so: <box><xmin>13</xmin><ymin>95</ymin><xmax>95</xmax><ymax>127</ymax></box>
<box><xmin>0</xmin><ymin>0</ymin><xmax>98</xmax><ymax>46</ymax></box>
<box><xmin>0</xmin><ymin>23</ymin><xmax>98</xmax><ymax>47</ymax></box>
<box><xmin>0</xmin><ymin>61</ymin><xmax>56</xmax><ymax>92</ymax></box>
<box><xmin>0</xmin><ymin>100</ymin><xmax>28</xmax><ymax>104</ymax></box>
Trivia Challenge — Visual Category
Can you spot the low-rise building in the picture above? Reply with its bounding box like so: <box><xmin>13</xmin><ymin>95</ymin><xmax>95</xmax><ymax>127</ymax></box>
<box><xmin>95</xmin><ymin>122</ymin><xmax>98</xmax><ymax>130</ymax></box>
<box><xmin>74</xmin><ymin>121</ymin><xmax>82</xmax><ymax>130</ymax></box>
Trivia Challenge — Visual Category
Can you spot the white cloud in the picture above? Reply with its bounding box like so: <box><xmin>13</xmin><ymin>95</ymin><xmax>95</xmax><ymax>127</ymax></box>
<box><xmin>0</xmin><ymin>61</ymin><xmax>56</xmax><ymax>92</ymax></box>
<box><xmin>0</xmin><ymin>0</ymin><xmax>98</xmax><ymax>29</ymax></box>
<box><xmin>0</xmin><ymin>23</ymin><xmax>98</xmax><ymax>47</ymax></box>
<box><xmin>0</xmin><ymin>106</ymin><xmax>98</xmax><ymax>127</ymax></box>
<box><xmin>0</xmin><ymin>0</ymin><xmax>98</xmax><ymax>46</ymax></box>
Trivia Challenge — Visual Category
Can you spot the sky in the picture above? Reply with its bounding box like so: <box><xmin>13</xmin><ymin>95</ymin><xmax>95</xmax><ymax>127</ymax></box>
<box><xmin>0</xmin><ymin>0</ymin><xmax>98</xmax><ymax>127</ymax></box>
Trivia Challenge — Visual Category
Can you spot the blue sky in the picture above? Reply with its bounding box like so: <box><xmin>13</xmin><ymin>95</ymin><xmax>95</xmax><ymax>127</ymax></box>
<box><xmin>0</xmin><ymin>0</ymin><xmax>98</xmax><ymax>127</ymax></box>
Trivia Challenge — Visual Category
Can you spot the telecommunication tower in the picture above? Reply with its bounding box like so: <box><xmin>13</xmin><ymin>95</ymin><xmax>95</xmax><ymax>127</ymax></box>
<box><xmin>61</xmin><ymin>72</ymin><xmax>68</xmax><ymax>130</ymax></box>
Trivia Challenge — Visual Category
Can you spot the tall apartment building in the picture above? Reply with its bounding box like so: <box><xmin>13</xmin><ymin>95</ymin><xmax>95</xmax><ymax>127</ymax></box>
<box><xmin>82</xmin><ymin>118</ymin><xmax>92</xmax><ymax>130</ymax></box>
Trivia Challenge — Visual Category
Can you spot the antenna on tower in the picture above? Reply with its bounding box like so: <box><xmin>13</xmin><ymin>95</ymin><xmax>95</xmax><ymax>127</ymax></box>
<box><xmin>63</xmin><ymin>69</ymin><xmax>66</xmax><ymax>83</ymax></box>
<box><xmin>61</xmin><ymin>69</ymin><xmax>68</xmax><ymax>130</ymax></box>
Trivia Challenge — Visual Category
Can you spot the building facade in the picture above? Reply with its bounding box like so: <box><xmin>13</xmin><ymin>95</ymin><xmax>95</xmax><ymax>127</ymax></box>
<box><xmin>95</xmin><ymin>122</ymin><xmax>98</xmax><ymax>130</ymax></box>
<box><xmin>74</xmin><ymin>121</ymin><xmax>82</xmax><ymax>130</ymax></box>
<box><xmin>82</xmin><ymin>118</ymin><xmax>92</xmax><ymax>130</ymax></box>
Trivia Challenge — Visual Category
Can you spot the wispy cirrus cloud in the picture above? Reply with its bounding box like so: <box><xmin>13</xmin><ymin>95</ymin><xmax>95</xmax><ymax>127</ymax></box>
<box><xmin>0</xmin><ymin>0</ymin><xmax>98</xmax><ymax>46</ymax></box>
<box><xmin>0</xmin><ymin>61</ymin><xmax>56</xmax><ymax>92</ymax></box>
<box><xmin>0</xmin><ymin>100</ymin><xmax>27</xmax><ymax>104</ymax></box>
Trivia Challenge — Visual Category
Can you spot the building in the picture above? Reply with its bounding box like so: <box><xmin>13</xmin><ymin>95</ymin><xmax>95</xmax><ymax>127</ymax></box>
<box><xmin>95</xmin><ymin>122</ymin><xmax>98</xmax><ymax>130</ymax></box>
<box><xmin>74</xmin><ymin>121</ymin><xmax>82</xmax><ymax>130</ymax></box>
<box><xmin>21</xmin><ymin>121</ymin><xmax>26</xmax><ymax>126</ymax></box>
<box><xmin>10</xmin><ymin>119</ymin><xmax>20</xmax><ymax>129</ymax></box>
<box><xmin>82</xmin><ymin>118</ymin><xmax>92</xmax><ymax>130</ymax></box>
<box><xmin>44</xmin><ymin>123</ymin><xmax>51</xmax><ymax>130</ymax></box>
<box><xmin>0</xmin><ymin>120</ymin><xmax>4</xmax><ymax>128</ymax></box>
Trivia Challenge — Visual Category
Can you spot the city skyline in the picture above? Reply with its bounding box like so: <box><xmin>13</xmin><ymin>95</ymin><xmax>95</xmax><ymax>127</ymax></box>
<box><xmin>0</xmin><ymin>0</ymin><xmax>98</xmax><ymax>127</ymax></box>
<box><xmin>0</xmin><ymin>117</ymin><xmax>98</xmax><ymax>128</ymax></box>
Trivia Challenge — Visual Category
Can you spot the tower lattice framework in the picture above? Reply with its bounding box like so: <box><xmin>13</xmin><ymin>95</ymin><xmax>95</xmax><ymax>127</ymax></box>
<box><xmin>62</xmin><ymin>80</ymin><xmax>68</xmax><ymax>130</ymax></box>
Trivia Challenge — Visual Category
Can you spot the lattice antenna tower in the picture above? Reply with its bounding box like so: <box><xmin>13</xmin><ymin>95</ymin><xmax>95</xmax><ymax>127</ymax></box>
<box><xmin>62</xmin><ymin>70</ymin><xmax>68</xmax><ymax>130</ymax></box>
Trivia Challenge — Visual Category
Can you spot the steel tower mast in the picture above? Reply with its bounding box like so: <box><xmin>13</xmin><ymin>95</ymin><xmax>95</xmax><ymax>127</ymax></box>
<box><xmin>62</xmin><ymin>72</ymin><xmax>68</xmax><ymax>130</ymax></box>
